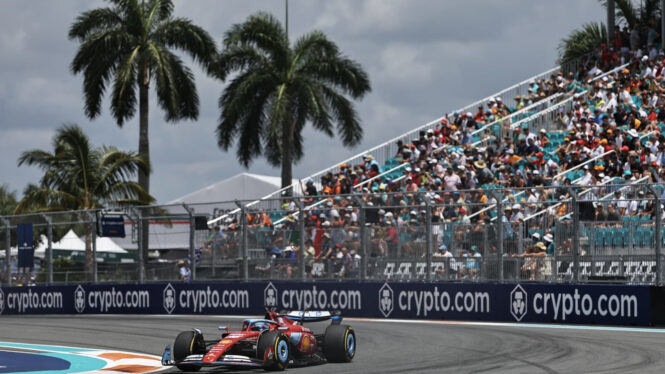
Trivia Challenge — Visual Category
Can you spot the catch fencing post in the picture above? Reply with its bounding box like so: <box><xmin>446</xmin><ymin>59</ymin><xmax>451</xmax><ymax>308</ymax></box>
<box><xmin>648</xmin><ymin>184</ymin><xmax>662</xmax><ymax>285</ymax></box>
<box><xmin>1</xmin><ymin>217</ymin><xmax>10</xmax><ymax>286</ymax></box>
<box><xmin>183</xmin><ymin>204</ymin><xmax>196</xmax><ymax>281</ymax></box>
<box><xmin>570</xmin><ymin>187</ymin><xmax>580</xmax><ymax>282</ymax></box>
<box><xmin>492</xmin><ymin>191</ymin><xmax>504</xmax><ymax>282</ymax></box>
<box><xmin>133</xmin><ymin>208</ymin><xmax>145</xmax><ymax>283</ymax></box>
<box><xmin>41</xmin><ymin>214</ymin><xmax>53</xmax><ymax>285</ymax></box>
<box><xmin>90</xmin><ymin>212</ymin><xmax>98</xmax><ymax>282</ymax></box>
<box><xmin>293</xmin><ymin>198</ymin><xmax>306</xmax><ymax>281</ymax></box>
<box><xmin>353</xmin><ymin>196</ymin><xmax>367</xmax><ymax>281</ymax></box>
<box><xmin>422</xmin><ymin>192</ymin><xmax>433</xmax><ymax>281</ymax></box>
<box><xmin>235</xmin><ymin>200</ymin><xmax>249</xmax><ymax>282</ymax></box>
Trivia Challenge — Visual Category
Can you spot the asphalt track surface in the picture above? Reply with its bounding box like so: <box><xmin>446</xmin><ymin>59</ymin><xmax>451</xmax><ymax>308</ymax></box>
<box><xmin>2</xmin><ymin>315</ymin><xmax>665</xmax><ymax>373</ymax></box>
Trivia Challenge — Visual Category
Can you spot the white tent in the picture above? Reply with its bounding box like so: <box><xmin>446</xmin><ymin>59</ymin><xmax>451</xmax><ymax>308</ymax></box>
<box><xmin>34</xmin><ymin>229</ymin><xmax>128</xmax><ymax>258</ymax></box>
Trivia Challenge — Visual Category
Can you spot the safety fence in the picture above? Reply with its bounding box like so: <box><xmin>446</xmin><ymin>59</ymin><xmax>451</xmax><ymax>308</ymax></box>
<box><xmin>1</xmin><ymin>183</ymin><xmax>664</xmax><ymax>287</ymax></box>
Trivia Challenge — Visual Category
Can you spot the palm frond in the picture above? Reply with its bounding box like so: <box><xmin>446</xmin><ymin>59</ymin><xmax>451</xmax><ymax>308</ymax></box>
<box><xmin>103</xmin><ymin>181</ymin><xmax>155</xmax><ymax>204</ymax></box>
<box><xmin>152</xmin><ymin>17</ymin><xmax>217</xmax><ymax>66</ymax></box>
<box><xmin>320</xmin><ymin>85</ymin><xmax>362</xmax><ymax>146</ymax></box>
<box><xmin>216</xmin><ymin>70</ymin><xmax>275</xmax><ymax>151</ymax></box>
<box><xmin>558</xmin><ymin>22</ymin><xmax>607</xmax><ymax>64</ymax></box>
<box><xmin>110</xmin><ymin>47</ymin><xmax>139</xmax><ymax>126</ymax></box>
<box><xmin>223</xmin><ymin>12</ymin><xmax>289</xmax><ymax>68</ymax></box>
<box><xmin>17</xmin><ymin>150</ymin><xmax>56</xmax><ymax>169</ymax></box>
<box><xmin>213</xmin><ymin>45</ymin><xmax>271</xmax><ymax>81</ymax></box>
<box><xmin>149</xmin><ymin>45</ymin><xmax>199</xmax><ymax>121</ymax></box>
<box><xmin>68</xmin><ymin>7</ymin><xmax>123</xmax><ymax>41</ymax></box>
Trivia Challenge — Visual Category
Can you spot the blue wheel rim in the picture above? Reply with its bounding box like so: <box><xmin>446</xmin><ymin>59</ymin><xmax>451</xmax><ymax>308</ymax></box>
<box><xmin>346</xmin><ymin>332</ymin><xmax>355</xmax><ymax>356</ymax></box>
<box><xmin>277</xmin><ymin>339</ymin><xmax>289</xmax><ymax>362</ymax></box>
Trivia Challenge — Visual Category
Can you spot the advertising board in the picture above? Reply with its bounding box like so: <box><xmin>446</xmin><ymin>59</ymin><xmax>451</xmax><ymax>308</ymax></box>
<box><xmin>0</xmin><ymin>282</ymin><xmax>653</xmax><ymax>326</ymax></box>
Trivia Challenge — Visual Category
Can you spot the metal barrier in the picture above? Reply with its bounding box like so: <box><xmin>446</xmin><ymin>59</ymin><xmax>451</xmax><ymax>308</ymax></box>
<box><xmin>2</xmin><ymin>183</ymin><xmax>664</xmax><ymax>287</ymax></box>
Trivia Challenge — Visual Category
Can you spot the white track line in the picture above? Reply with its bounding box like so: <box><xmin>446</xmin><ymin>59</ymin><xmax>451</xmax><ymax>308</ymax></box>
<box><xmin>104</xmin><ymin>314</ymin><xmax>665</xmax><ymax>334</ymax></box>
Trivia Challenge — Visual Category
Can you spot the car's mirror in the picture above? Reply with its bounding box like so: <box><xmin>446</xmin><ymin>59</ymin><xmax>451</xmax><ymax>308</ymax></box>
<box><xmin>218</xmin><ymin>325</ymin><xmax>229</xmax><ymax>332</ymax></box>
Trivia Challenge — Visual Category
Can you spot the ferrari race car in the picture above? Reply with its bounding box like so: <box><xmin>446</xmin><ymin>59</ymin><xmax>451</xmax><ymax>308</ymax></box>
<box><xmin>161</xmin><ymin>308</ymin><xmax>356</xmax><ymax>371</ymax></box>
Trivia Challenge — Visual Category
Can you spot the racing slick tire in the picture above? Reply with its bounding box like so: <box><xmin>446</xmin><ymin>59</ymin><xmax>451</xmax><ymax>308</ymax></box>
<box><xmin>173</xmin><ymin>330</ymin><xmax>205</xmax><ymax>372</ymax></box>
<box><xmin>323</xmin><ymin>325</ymin><xmax>356</xmax><ymax>363</ymax></box>
<box><xmin>257</xmin><ymin>331</ymin><xmax>290</xmax><ymax>371</ymax></box>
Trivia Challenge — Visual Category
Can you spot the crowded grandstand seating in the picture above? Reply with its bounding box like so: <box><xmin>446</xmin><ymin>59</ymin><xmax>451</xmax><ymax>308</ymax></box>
<box><xmin>207</xmin><ymin>40</ymin><xmax>665</xmax><ymax>285</ymax></box>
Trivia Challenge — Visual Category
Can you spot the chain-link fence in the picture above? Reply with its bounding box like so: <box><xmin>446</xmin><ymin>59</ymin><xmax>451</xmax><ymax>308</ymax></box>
<box><xmin>1</xmin><ymin>183</ymin><xmax>664</xmax><ymax>286</ymax></box>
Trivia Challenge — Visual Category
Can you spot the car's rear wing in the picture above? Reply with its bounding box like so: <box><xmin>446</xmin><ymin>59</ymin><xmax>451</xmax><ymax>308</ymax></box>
<box><xmin>281</xmin><ymin>310</ymin><xmax>343</xmax><ymax>324</ymax></box>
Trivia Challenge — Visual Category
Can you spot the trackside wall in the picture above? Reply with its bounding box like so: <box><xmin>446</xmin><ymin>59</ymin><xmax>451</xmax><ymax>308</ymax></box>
<box><xmin>0</xmin><ymin>282</ymin><xmax>658</xmax><ymax>326</ymax></box>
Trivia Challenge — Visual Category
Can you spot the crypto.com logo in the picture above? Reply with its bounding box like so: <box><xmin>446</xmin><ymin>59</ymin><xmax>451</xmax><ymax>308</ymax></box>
<box><xmin>74</xmin><ymin>285</ymin><xmax>86</xmax><ymax>313</ymax></box>
<box><xmin>378</xmin><ymin>283</ymin><xmax>393</xmax><ymax>318</ymax></box>
<box><xmin>264</xmin><ymin>282</ymin><xmax>277</xmax><ymax>307</ymax></box>
<box><xmin>163</xmin><ymin>283</ymin><xmax>176</xmax><ymax>314</ymax></box>
<box><xmin>0</xmin><ymin>287</ymin><xmax>5</xmax><ymax>314</ymax></box>
<box><xmin>510</xmin><ymin>284</ymin><xmax>528</xmax><ymax>321</ymax></box>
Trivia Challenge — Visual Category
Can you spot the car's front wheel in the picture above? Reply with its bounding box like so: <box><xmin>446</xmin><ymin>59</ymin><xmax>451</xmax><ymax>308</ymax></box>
<box><xmin>257</xmin><ymin>331</ymin><xmax>290</xmax><ymax>371</ymax></box>
<box><xmin>173</xmin><ymin>330</ymin><xmax>205</xmax><ymax>372</ymax></box>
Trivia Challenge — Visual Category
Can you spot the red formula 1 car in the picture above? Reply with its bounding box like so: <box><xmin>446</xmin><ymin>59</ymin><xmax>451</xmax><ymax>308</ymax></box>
<box><xmin>161</xmin><ymin>309</ymin><xmax>356</xmax><ymax>371</ymax></box>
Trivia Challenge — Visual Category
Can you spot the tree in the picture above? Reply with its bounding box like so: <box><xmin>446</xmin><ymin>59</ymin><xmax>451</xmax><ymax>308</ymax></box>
<box><xmin>69</xmin><ymin>0</ymin><xmax>216</xmax><ymax>261</ymax></box>
<box><xmin>68</xmin><ymin>0</ymin><xmax>216</xmax><ymax>198</ymax></box>
<box><xmin>214</xmin><ymin>12</ymin><xmax>371</xmax><ymax>190</ymax></box>
<box><xmin>15</xmin><ymin>124</ymin><xmax>153</xmax><ymax>278</ymax></box>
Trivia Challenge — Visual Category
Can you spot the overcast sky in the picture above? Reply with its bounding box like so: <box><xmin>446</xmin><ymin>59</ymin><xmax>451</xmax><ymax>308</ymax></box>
<box><xmin>0</xmin><ymin>0</ymin><xmax>606</xmax><ymax>203</ymax></box>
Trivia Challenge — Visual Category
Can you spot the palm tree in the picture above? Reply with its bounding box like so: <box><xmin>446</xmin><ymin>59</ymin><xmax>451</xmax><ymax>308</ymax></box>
<box><xmin>214</xmin><ymin>12</ymin><xmax>371</xmax><ymax>190</ymax></box>
<box><xmin>68</xmin><ymin>0</ymin><xmax>216</xmax><ymax>197</ymax></box>
<box><xmin>69</xmin><ymin>0</ymin><xmax>216</xmax><ymax>259</ymax></box>
<box><xmin>15</xmin><ymin>124</ymin><xmax>153</xmax><ymax>278</ymax></box>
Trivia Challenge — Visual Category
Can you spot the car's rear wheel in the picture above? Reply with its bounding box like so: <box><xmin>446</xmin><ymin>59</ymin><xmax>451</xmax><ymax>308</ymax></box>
<box><xmin>323</xmin><ymin>325</ymin><xmax>355</xmax><ymax>363</ymax></box>
<box><xmin>173</xmin><ymin>330</ymin><xmax>205</xmax><ymax>372</ymax></box>
<box><xmin>257</xmin><ymin>331</ymin><xmax>290</xmax><ymax>371</ymax></box>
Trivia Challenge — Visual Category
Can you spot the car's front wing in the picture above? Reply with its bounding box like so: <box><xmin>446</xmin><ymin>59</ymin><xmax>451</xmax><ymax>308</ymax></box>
<box><xmin>162</xmin><ymin>345</ymin><xmax>264</xmax><ymax>368</ymax></box>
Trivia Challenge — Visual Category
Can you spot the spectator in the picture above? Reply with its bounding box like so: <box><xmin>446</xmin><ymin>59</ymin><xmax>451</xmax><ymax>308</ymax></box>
<box><xmin>178</xmin><ymin>260</ymin><xmax>190</xmax><ymax>281</ymax></box>
<box><xmin>303</xmin><ymin>239</ymin><xmax>316</xmax><ymax>276</ymax></box>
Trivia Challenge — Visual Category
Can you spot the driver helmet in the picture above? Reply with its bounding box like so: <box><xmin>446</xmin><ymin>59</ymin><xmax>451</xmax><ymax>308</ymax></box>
<box><xmin>252</xmin><ymin>321</ymin><xmax>270</xmax><ymax>332</ymax></box>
